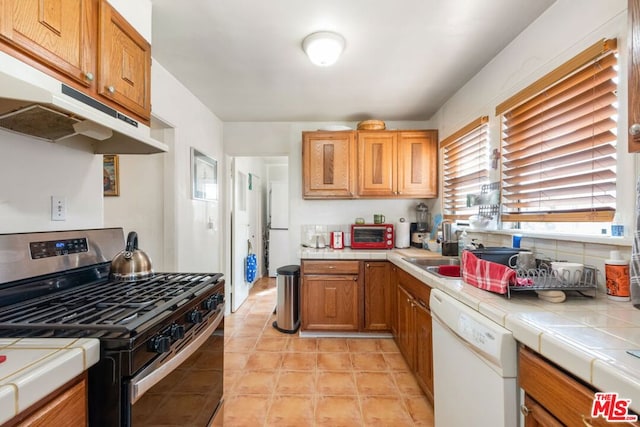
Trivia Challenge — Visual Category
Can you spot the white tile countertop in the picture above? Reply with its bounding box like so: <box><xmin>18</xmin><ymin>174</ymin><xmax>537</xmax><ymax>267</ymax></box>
<box><xmin>299</xmin><ymin>247</ymin><xmax>640</xmax><ymax>412</ymax></box>
<box><xmin>0</xmin><ymin>338</ymin><xmax>100</xmax><ymax>425</ymax></box>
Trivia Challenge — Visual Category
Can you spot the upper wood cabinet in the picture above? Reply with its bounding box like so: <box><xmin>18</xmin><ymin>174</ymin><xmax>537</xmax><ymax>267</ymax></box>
<box><xmin>302</xmin><ymin>131</ymin><xmax>357</xmax><ymax>199</ymax></box>
<box><xmin>357</xmin><ymin>130</ymin><xmax>438</xmax><ymax>198</ymax></box>
<box><xmin>397</xmin><ymin>130</ymin><xmax>438</xmax><ymax>197</ymax></box>
<box><xmin>629</xmin><ymin>0</ymin><xmax>640</xmax><ymax>152</ymax></box>
<box><xmin>0</xmin><ymin>0</ymin><xmax>97</xmax><ymax>87</ymax></box>
<box><xmin>357</xmin><ymin>131</ymin><xmax>397</xmax><ymax>197</ymax></box>
<box><xmin>0</xmin><ymin>0</ymin><xmax>151</xmax><ymax>123</ymax></box>
<box><xmin>98</xmin><ymin>1</ymin><xmax>151</xmax><ymax>120</ymax></box>
<box><xmin>302</xmin><ymin>129</ymin><xmax>438</xmax><ymax>199</ymax></box>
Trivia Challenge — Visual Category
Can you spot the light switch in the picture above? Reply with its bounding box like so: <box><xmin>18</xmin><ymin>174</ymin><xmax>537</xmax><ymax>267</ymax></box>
<box><xmin>51</xmin><ymin>196</ymin><xmax>66</xmax><ymax>221</ymax></box>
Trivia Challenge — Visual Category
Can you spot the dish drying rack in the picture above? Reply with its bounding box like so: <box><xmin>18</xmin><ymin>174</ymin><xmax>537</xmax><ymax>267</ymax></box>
<box><xmin>506</xmin><ymin>262</ymin><xmax>598</xmax><ymax>299</ymax></box>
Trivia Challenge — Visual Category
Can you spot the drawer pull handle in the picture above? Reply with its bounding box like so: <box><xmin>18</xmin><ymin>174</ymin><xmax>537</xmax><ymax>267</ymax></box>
<box><xmin>581</xmin><ymin>415</ymin><xmax>593</xmax><ymax>427</ymax></box>
<box><xmin>327</xmin><ymin>266</ymin><xmax>335</xmax><ymax>269</ymax></box>
<box><xmin>520</xmin><ymin>404</ymin><xmax>529</xmax><ymax>417</ymax></box>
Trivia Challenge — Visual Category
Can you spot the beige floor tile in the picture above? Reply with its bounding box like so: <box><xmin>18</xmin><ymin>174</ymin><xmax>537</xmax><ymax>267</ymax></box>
<box><xmin>360</xmin><ymin>395</ymin><xmax>414</xmax><ymax>425</ymax></box>
<box><xmin>355</xmin><ymin>371</ymin><xmax>398</xmax><ymax>395</ymax></box>
<box><xmin>393</xmin><ymin>371</ymin><xmax>425</xmax><ymax>395</ymax></box>
<box><xmin>223</xmin><ymin>394</ymin><xmax>271</xmax><ymax>425</ymax></box>
<box><xmin>315</xmin><ymin>395</ymin><xmax>363</xmax><ymax>425</ymax></box>
<box><xmin>244</xmin><ymin>351</ymin><xmax>283</xmax><ymax>371</ymax></box>
<box><xmin>233</xmin><ymin>370</ymin><xmax>278</xmax><ymax>394</ymax></box>
<box><xmin>377</xmin><ymin>338</ymin><xmax>401</xmax><ymax>352</ymax></box>
<box><xmin>255</xmin><ymin>336</ymin><xmax>289</xmax><ymax>352</ymax></box>
<box><xmin>286</xmin><ymin>337</ymin><xmax>318</xmax><ymax>352</ymax></box>
<box><xmin>383</xmin><ymin>352</ymin><xmax>411</xmax><ymax>371</ymax></box>
<box><xmin>347</xmin><ymin>338</ymin><xmax>379</xmax><ymax>352</ymax></box>
<box><xmin>225</xmin><ymin>336</ymin><xmax>258</xmax><ymax>352</ymax></box>
<box><xmin>266</xmin><ymin>395</ymin><xmax>315</xmax><ymax>426</ymax></box>
<box><xmin>224</xmin><ymin>352</ymin><xmax>250</xmax><ymax>370</ymax></box>
<box><xmin>318</xmin><ymin>338</ymin><xmax>350</xmax><ymax>352</ymax></box>
<box><xmin>351</xmin><ymin>352</ymin><xmax>389</xmax><ymax>371</ymax></box>
<box><xmin>317</xmin><ymin>352</ymin><xmax>353</xmax><ymax>371</ymax></box>
<box><xmin>404</xmin><ymin>395</ymin><xmax>435</xmax><ymax>426</ymax></box>
<box><xmin>317</xmin><ymin>371</ymin><xmax>357</xmax><ymax>395</ymax></box>
<box><xmin>275</xmin><ymin>370</ymin><xmax>317</xmax><ymax>394</ymax></box>
<box><xmin>282</xmin><ymin>352</ymin><xmax>317</xmax><ymax>370</ymax></box>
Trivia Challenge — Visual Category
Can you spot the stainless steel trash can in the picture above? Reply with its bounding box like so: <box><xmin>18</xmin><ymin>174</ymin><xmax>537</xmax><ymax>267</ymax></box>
<box><xmin>272</xmin><ymin>265</ymin><xmax>300</xmax><ymax>333</ymax></box>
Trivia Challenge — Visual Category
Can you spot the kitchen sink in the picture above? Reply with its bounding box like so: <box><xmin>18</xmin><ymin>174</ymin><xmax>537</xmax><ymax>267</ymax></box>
<box><xmin>402</xmin><ymin>257</ymin><xmax>461</xmax><ymax>280</ymax></box>
<box><xmin>402</xmin><ymin>257</ymin><xmax>460</xmax><ymax>267</ymax></box>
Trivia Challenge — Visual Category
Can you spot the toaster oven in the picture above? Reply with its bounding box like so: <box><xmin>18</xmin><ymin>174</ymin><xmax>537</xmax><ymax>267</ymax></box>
<box><xmin>350</xmin><ymin>224</ymin><xmax>394</xmax><ymax>249</ymax></box>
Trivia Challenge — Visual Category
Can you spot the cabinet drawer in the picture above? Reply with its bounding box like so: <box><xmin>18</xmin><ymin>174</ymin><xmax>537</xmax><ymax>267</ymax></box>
<box><xmin>302</xmin><ymin>260</ymin><xmax>360</xmax><ymax>275</ymax></box>
<box><xmin>519</xmin><ymin>346</ymin><xmax>640</xmax><ymax>427</ymax></box>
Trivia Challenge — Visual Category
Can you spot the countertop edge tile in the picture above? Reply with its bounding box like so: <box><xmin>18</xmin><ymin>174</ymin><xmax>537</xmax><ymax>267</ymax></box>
<box><xmin>0</xmin><ymin>384</ymin><xmax>17</xmax><ymax>425</ymax></box>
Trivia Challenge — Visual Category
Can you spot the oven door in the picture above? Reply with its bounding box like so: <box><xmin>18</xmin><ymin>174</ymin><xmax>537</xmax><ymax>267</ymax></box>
<box><xmin>126</xmin><ymin>306</ymin><xmax>224</xmax><ymax>427</ymax></box>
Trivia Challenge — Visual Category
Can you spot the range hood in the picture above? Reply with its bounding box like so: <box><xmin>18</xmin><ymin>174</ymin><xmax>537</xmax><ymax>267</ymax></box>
<box><xmin>0</xmin><ymin>51</ymin><xmax>168</xmax><ymax>154</ymax></box>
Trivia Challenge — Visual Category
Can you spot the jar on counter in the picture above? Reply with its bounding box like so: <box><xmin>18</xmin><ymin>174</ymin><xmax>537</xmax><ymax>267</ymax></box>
<box><xmin>606</xmin><ymin>250</ymin><xmax>630</xmax><ymax>301</ymax></box>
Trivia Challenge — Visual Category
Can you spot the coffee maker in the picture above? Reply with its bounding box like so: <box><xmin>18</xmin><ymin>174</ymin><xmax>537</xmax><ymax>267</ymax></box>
<box><xmin>410</xmin><ymin>202</ymin><xmax>431</xmax><ymax>247</ymax></box>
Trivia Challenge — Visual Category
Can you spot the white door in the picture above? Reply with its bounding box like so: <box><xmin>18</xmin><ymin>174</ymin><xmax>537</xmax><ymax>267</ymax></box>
<box><xmin>248</xmin><ymin>174</ymin><xmax>263</xmax><ymax>277</ymax></box>
<box><xmin>231</xmin><ymin>161</ymin><xmax>250</xmax><ymax>312</ymax></box>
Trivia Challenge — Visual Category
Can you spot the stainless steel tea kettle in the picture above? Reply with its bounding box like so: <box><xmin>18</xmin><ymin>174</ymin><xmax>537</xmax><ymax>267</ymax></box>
<box><xmin>110</xmin><ymin>231</ymin><xmax>154</xmax><ymax>282</ymax></box>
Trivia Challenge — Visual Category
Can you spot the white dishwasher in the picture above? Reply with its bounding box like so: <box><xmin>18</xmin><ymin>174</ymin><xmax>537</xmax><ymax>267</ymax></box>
<box><xmin>430</xmin><ymin>288</ymin><xmax>518</xmax><ymax>427</ymax></box>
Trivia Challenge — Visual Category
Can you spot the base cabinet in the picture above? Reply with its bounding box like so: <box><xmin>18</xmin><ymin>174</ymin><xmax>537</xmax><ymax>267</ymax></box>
<box><xmin>301</xmin><ymin>260</ymin><xmax>361</xmax><ymax>331</ymax></box>
<box><xmin>363</xmin><ymin>261</ymin><xmax>392</xmax><ymax>331</ymax></box>
<box><xmin>519</xmin><ymin>346</ymin><xmax>640</xmax><ymax>427</ymax></box>
<box><xmin>7</xmin><ymin>374</ymin><xmax>88</xmax><ymax>427</ymax></box>
<box><xmin>394</xmin><ymin>269</ymin><xmax>433</xmax><ymax>402</ymax></box>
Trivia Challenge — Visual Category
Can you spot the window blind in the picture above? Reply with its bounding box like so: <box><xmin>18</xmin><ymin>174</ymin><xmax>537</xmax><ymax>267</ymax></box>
<box><xmin>497</xmin><ymin>39</ymin><xmax>618</xmax><ymax>223</ymax></box>
<box><xmin>441</xmin><ymin>116</ymin><xmax>490</xmax><ymax>220</ymax></box>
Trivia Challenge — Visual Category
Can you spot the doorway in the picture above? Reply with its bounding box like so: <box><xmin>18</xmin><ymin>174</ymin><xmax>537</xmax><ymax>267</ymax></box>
<box><xmin>227</xmin><ymin>156</ymin><xmax>287</xmax><ymax>312</ymax></box>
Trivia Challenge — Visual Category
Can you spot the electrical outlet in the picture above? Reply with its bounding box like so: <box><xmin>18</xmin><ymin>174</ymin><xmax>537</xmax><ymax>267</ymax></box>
<box><xmin>51</xmin><ymin>196</ymin><xmax>66</xmax><ymax>221</ymax></box>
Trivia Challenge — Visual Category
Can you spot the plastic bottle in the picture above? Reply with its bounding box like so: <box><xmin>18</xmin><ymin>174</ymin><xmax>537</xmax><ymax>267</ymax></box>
<box><xmin>611</xmin><ymin>213</ymin><xmax>624</xmax><ymax>237</ymax></box>
<box><xmin>605</xmin><ymin>250</ymin><xmax>630</xmax><ymax>301</ymax></box>
<box><xmin>458</xmin><ymin>231</ymin><xmax>469</xmax><ymax>256</ymax></box>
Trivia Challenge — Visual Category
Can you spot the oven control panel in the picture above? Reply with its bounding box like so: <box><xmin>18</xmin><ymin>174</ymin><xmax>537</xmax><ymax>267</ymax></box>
<box><xmin>29</xmin><ymin>237</ymin><xmax>89</xmax><ymax>259</ymax></box>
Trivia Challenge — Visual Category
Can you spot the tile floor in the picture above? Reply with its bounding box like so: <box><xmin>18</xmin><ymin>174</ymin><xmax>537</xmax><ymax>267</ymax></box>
<box><xmin>215</xmin><ymin>277</ymin><xmax>434</xmax><ymax>426</ymax></box>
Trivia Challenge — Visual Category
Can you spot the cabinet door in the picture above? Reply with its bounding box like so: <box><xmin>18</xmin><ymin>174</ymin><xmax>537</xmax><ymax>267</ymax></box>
<box><xmin>0</xmin><ymin>0</ymin><xmax>96</xmax><ymax>87</ymax></box>
<box><xmin>98</xmin><ymin>0</ymin><xmax>151</xmax><ymax>120</ymax></box>
<box><xmin>357</xmin><ymin>131</ymin><xmax>397</xmax><ymax>197</ymax></box>
<box><xmin>630</xmin><ymin>0</ymin><xmax>640</xmax><ymax>152</ymax></box>
<box><xmin>390</xmin><ymin>264</ymin><xmax>398</xmax><ymax>335</ymax></box>
<box><xmin>302</xmin><ymin>131</ymin><xmax>356</xmax><ymax>198</ymax></box>
<box><xmin>302</xmin><ymin>275</ymin><xmax>359</xmax><ymax>331</ymax></box>
<box><xmin>397</xmin><ymin>130</ymin><xmax>438</xmax><ymax>197</ymax></box>
<box><xmin>414</xmin><ymin>302</ymin><xmax>434</xmax><ymax>403</ymax></box>
<box><xmin>14</xmin><ymin>375</ymin><xmax>87</xmax><ymax>426</ymax></box>
<box><xmin>395</xmin><ymin>285</ymin><xmax>414</xmax><ymax>367</ymax></box>
<box><xmin>363</xmin><ymin>261</ymin><xmax>391</xmax><ymax>331</ymax></box>
<box><xmin>522</xmin><ymin>395</ymin><xmax>563</xmax><ymax>427</ymax></box>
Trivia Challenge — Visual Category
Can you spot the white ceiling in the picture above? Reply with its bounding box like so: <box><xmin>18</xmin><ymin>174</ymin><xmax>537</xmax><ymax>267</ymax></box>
<box><xmin>150</xmin><ymin>0</ymin><xmax>556</xmax><ymax>123</ymax></box>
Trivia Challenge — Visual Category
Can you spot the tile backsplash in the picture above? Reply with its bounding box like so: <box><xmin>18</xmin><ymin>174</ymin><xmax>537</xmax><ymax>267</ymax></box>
<box><xmin>301</xmin><ymin>224</ymin><xmax>352</xmax><ymax>248</ymax></box>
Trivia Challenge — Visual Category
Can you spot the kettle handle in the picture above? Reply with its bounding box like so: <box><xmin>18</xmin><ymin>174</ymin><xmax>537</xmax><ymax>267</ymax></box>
<box><xmin>125</xmin><ymin>231</ymin><xmax>139</xmax><ymax>252</ymax></box>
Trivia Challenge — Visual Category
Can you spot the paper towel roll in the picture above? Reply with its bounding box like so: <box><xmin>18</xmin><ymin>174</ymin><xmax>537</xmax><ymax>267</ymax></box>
<box><xmin>395</xmin><ymin>219</ymin><xmax>410</xmax><ymax>248</ymax></box>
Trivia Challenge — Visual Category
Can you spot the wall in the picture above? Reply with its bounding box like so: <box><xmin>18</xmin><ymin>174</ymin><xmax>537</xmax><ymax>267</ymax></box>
<box><xmin>431</xmin><ymin>0</ymin><xmax>635</xmax><ymax>288</ymax></box>
<box><xmin>0</xmin><ymin>132</ymin><xmax>103</xmax><ymax>233</ymax></box>
<box><xmin>433</xmin><ymin>0</ymin><xmax>633</xmax><ymax>226</ymax></box>
<box><xmin>224</xmin><ymin>120</ymin><xmax>436</xmax><ymax>264</ymax></box>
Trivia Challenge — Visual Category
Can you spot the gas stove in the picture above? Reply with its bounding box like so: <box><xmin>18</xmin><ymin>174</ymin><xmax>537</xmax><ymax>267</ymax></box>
<box><xmin>0</xmin><ymin>228</ymin><xmax>225</xmax><ymax>426</ymax></box>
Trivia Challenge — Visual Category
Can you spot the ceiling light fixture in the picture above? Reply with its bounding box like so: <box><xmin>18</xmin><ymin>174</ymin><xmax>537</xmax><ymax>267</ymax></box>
<box><xmin>302</xmin><ymin>31</ymin><xmax>345</xmax><ymax>67</ymax></box>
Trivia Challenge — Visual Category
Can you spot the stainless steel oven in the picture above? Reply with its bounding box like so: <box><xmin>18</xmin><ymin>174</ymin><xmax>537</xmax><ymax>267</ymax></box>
<box><xmin>0</xmin><ymin>228</ymin><xmax>225</xmax><ymax>427</ymax></box>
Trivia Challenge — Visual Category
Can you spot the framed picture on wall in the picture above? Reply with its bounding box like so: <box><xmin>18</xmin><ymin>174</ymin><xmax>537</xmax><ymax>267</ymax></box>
<box><xmin>103</xmin><ymin>155</ymin><xmax>119</xmax><ymax>197</ymax></box>
<box><xmin>191</xmin><ymin>148</ymin><xmax>218</xmax><ymax>201</ymax></box>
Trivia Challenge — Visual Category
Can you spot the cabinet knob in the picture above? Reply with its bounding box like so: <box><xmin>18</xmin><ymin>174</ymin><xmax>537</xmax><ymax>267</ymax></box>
<box><xmin>84</xmin><ymin>72</ymin><xmax>94</xmax><ymax>81</ymax></box>
<box><xmin>366</xmin><ymin>263</ymin><xmax>370</xmax><ymax>268</ymax></box>
<box><xmin>630</xmin><ymin>123</ymin><xmax>640</xmax><ymax>136</ymax></box>
<box><xmin>520</xmin><ymin>404</ymin><xmax>529</xmax><ymax>417</ymax></box>
<box><xmin>107</xmin><ymin>85</ymin><xmax>115</xmax><ymax>94</ymax></box>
